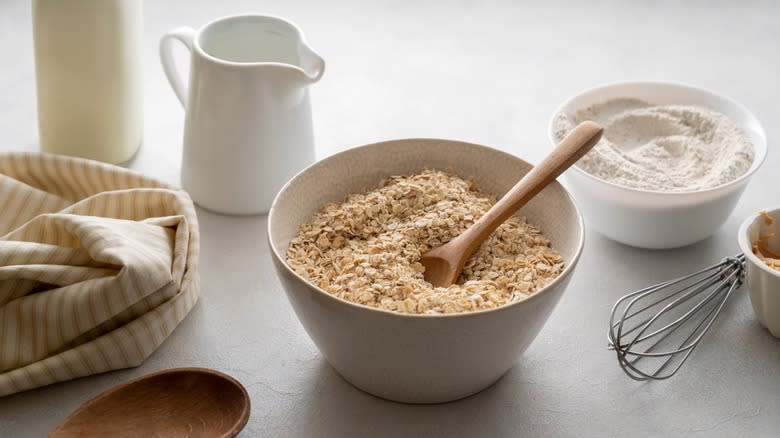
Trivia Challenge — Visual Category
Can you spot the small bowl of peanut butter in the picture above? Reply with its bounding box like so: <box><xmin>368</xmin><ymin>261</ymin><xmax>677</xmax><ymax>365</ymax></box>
<box><xmin>738</xmin><ymin>207</ymin><xmax>780</xmax><ymax>337</ymax></box>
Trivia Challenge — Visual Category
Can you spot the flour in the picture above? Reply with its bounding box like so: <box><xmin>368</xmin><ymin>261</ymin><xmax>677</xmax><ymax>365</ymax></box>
<box><xmin>554</xmin><ymin>98</ymin><xmax>754</xmax><ymax>191</ymax></box>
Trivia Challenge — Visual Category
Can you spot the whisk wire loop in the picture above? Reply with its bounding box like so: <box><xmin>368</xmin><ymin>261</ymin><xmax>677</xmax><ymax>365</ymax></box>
<box><xmin>607</xmin><ymin>254</ymin><xmax>745</xmax><ymax>381</ymax></box>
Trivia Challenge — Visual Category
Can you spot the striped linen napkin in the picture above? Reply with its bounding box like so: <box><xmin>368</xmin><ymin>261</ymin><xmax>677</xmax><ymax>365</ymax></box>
<box><xmin>0</xmin><ymin>152</ymin><xmax>199</xmax><ymax>396</ymax></box>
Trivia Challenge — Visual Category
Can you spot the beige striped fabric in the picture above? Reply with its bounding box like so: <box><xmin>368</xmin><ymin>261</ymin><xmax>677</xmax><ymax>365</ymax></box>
<box><xmin>0</xmin><ymin>152</ymin><xmax>199</xmax><ymax>396</ymax></box>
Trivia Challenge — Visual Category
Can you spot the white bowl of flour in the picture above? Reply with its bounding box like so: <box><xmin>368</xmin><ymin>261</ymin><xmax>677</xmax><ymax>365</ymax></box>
<box><xmin>549</xmin><ymin>81</ymin><xmax>766</xmax><ymax>249</ymax></box>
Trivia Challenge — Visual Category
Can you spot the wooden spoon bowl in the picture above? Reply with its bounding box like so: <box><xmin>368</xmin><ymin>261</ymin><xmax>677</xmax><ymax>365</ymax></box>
<box><xmin>50</xmin><ymin>368</ymin><xmax>250</xmax><ymax>438</ymax></box>
<box><xmin>421</xmin><ymin>121</ymin><xmax>603</xmax><ymax>287</ymax></box>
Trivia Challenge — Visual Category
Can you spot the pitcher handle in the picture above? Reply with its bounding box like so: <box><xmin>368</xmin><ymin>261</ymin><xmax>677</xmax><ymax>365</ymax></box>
<box><xmin>159</xmin><ymin>27</ymin><xmax>195</xmax><ymax>107</ymax></box>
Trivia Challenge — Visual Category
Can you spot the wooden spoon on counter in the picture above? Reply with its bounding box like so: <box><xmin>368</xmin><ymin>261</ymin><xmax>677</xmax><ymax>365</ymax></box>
<box><xmin>421</xmin><ymin>121</ymin><xmax>603</xmax><ymax>288</ymax></box>
<box><xmin>49</xmin><ymin>368</ymin><xmax>250</xmax><ymax>438</ymax></box>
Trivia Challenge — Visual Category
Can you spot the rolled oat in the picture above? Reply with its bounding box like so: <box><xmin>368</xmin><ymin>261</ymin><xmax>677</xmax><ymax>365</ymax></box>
<box><xmin>286</xmin><ymin>169</ymin><xmax>564</xmax><ymax>314</ymax></box>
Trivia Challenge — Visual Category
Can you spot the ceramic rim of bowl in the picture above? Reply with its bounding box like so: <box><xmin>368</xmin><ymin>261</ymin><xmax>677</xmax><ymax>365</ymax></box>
<box><xmin>738</xmin><ymin>206</ymin><xmax>780</xmax><ymax>278</ymax></box>
<box><xmin>548</xmin><ymin>80</ymin><xmax>768</xmax><ymax>197</ymax></box>
<box><xmin>268</xmin><ymin>138</ymin><xmax>586</xmax><ymax>320</ymax></box>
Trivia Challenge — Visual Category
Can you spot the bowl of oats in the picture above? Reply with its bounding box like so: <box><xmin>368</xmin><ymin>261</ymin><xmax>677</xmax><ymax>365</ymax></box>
<box><xmin>268</xmin><ymin>138</ymin><xmax>584</xmax><ymax>403</ymax></box>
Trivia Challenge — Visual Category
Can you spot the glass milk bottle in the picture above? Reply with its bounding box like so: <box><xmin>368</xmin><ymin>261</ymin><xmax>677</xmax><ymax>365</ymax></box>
<box><xmin>33</xmin><ymin>0</ymin><xmax>143</xmax><ymax>164</ymax></box>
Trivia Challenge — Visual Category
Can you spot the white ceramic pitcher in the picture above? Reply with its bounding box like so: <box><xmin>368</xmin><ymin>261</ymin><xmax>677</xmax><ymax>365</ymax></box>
<box><xmin>160</xmin><ymin>15</ymin><xmax>324</xmax><ymax>215</ymax></box>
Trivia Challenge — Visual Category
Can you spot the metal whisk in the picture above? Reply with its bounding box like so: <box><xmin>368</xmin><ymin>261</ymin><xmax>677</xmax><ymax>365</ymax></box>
<box><xmin>608</xmin><ymin>254</ymin><xmax>746</xmax><ymax>381</ymax></box>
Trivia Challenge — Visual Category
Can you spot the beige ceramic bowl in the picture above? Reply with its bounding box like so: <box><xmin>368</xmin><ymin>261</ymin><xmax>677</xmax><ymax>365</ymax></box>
<box><xmin>268</xmin><ymin>139</ymin><xmax>585</xmax><ymax>403</ymax></box>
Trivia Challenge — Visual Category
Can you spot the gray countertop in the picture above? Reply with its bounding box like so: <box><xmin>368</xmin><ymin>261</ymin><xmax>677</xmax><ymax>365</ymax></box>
<box><xmin>1</xmin><ymin>1</ymin><xmax>779</xmax><ymax>436</ymax></box>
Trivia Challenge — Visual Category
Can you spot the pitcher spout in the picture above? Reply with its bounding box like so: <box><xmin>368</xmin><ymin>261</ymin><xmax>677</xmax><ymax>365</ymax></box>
<box><xmin>297</xmin><ymin>42</ymin><xmax>325</xmax><ymax>83</ymax></box>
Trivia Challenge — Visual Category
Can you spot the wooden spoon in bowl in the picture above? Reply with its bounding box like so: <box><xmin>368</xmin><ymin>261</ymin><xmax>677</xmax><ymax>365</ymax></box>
<box><xmin>49</xmin><ymin>368</ymin><xmax>250</xmax><ymax>438</ymax></box>
<box><xmin>421</xmin><ymin>121</ymin><xmax>603</xmax><ymax>288</ymax></box>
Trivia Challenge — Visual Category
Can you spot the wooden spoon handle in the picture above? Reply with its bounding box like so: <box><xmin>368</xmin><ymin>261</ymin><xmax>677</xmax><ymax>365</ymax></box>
<box><xmin>456</xmin><ymin>121</ymin><xmax>603</xmax><ymax>257</ymax></box>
